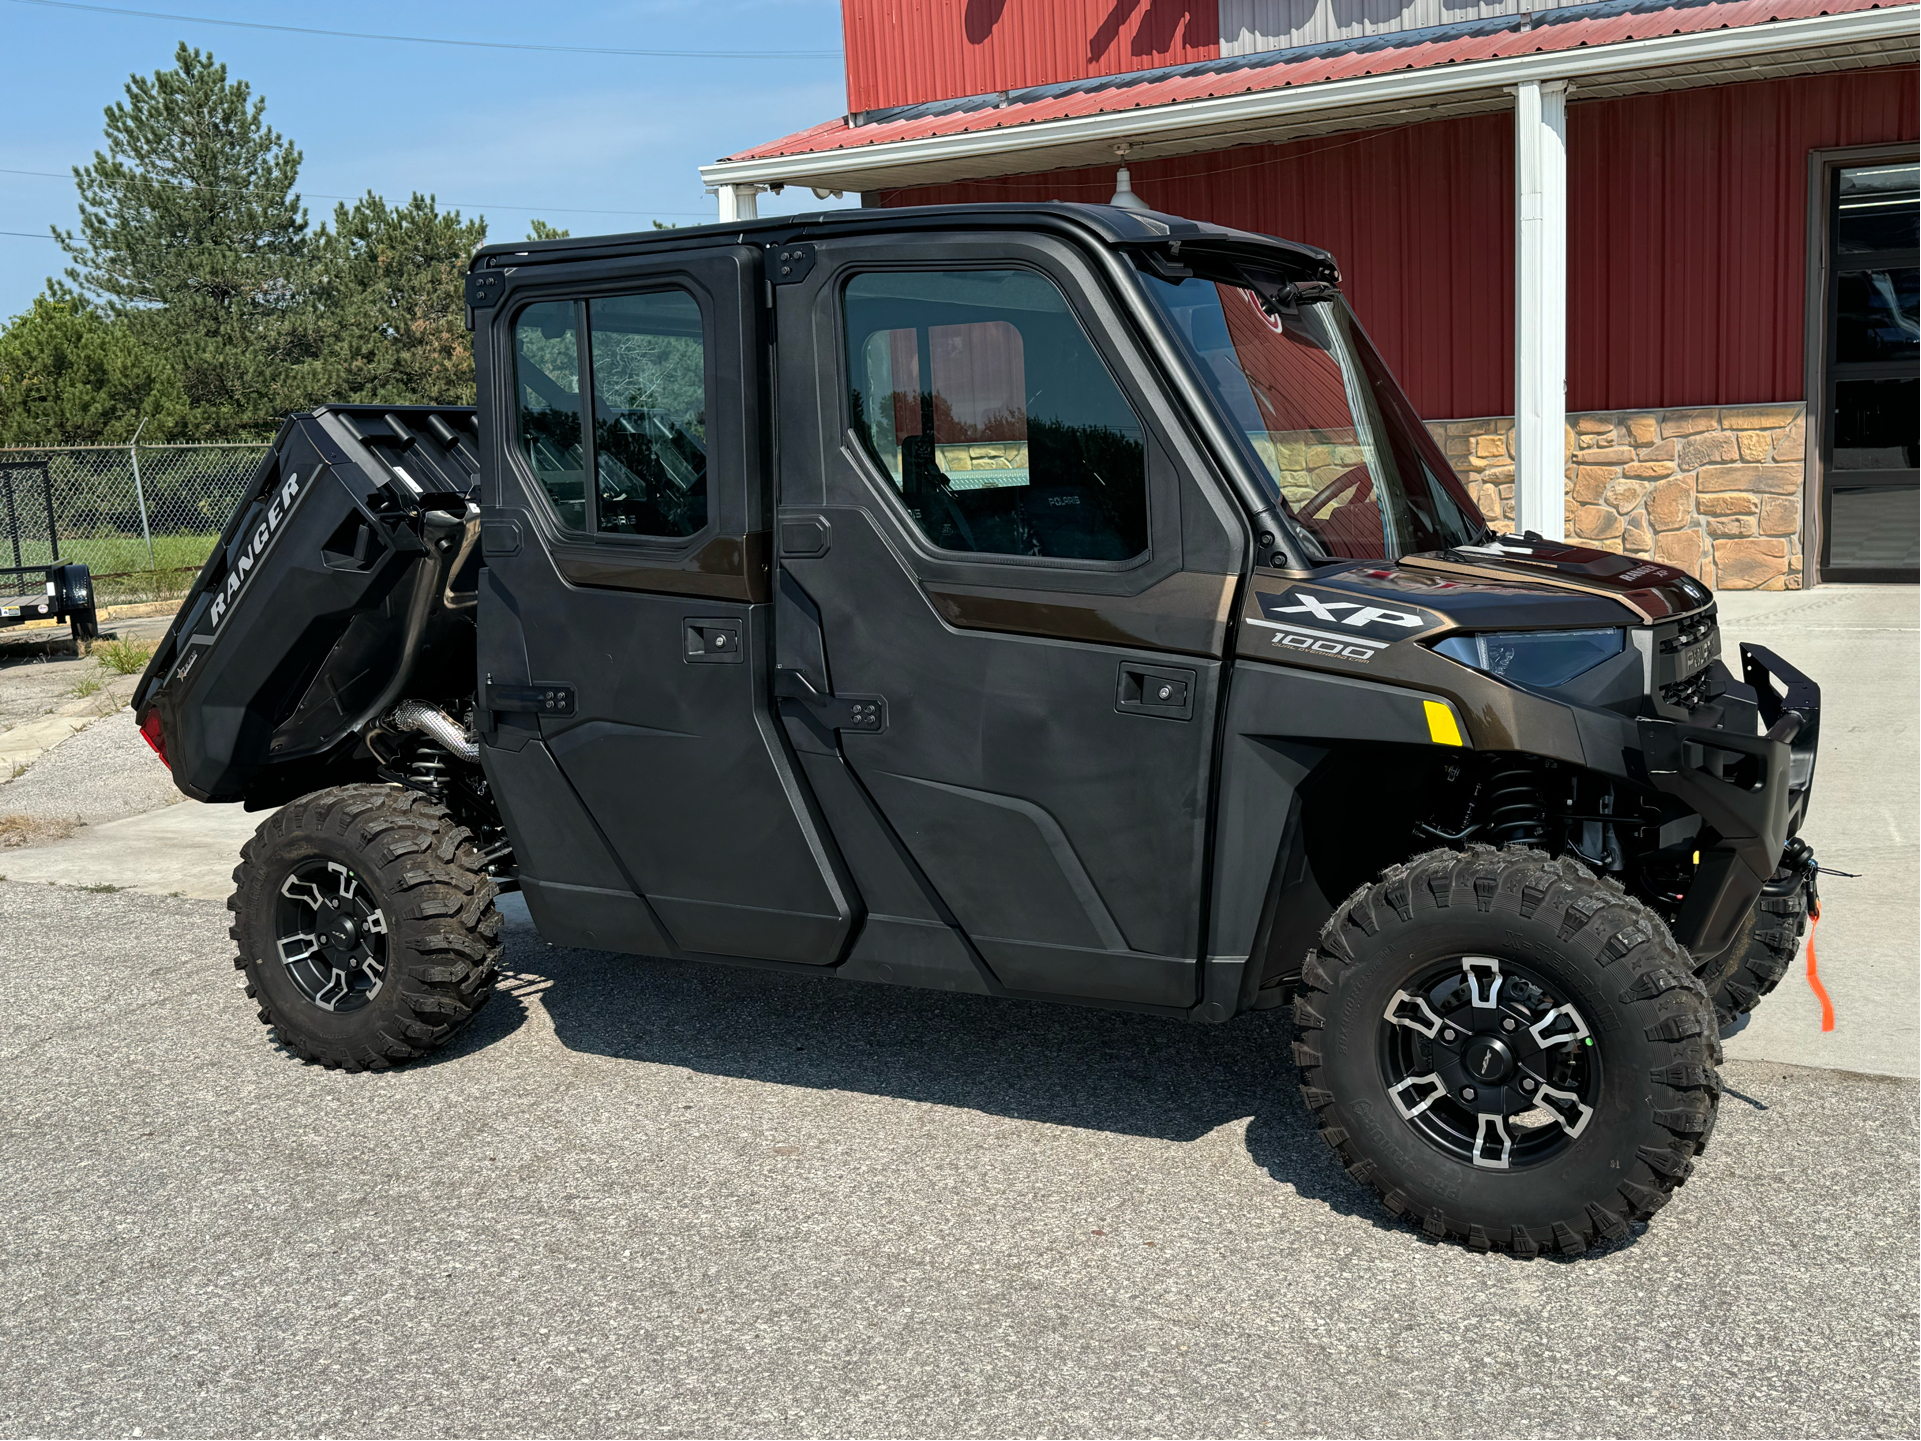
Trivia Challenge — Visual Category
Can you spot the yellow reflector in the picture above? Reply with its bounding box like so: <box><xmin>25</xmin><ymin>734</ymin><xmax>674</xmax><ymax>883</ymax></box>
<box><xmin>1423</xmin><ymin>700</ymin><xmax>1464</xmax><ymax>747</ymax></box>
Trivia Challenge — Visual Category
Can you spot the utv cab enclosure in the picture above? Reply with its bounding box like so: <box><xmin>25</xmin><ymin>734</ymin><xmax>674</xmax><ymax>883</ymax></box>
<box><xmin>136</xmin><ymin>204</ymin><xmax>1823</xmax><ymax>1256</ymax></box>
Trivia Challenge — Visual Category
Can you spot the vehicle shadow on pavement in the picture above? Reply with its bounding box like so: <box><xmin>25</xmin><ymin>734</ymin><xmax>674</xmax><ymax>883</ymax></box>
<box><xmin>446</xmin><ymin>929</ymin><xmax>1403</xmax><ymax>1233</ymax></box>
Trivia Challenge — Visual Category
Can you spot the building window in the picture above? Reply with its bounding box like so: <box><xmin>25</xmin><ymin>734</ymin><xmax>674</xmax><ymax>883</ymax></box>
<box><xmin>844</xmin><ymin>269</ymin><xmax>1147</xmax><ymax>562</ymax></box>
<box><xmin>514</xmin><ymin>290</ymin><xmax>709</xmax><ymax>539</ymax></box>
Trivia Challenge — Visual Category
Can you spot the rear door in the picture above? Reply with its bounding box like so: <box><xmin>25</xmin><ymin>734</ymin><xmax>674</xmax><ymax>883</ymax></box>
<box><xmin>474</xmin><ymin>244</ymin><xmax>856</xmax><ymax>964</ymax></box>
<box><xmin>771</xmin><ymin>232</ymin><xmax>1245</xmax><ymax>1009</ymax></box>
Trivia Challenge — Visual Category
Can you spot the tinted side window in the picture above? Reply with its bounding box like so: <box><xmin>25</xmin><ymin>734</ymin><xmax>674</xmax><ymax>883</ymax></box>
<box><xmin>845</xmin><ymin>270</ymin><xmax>1147</xmax><ymax>561</ymax></box>
<box><xmin>590</xmin><ymin>291</ymin><xmax>707</xmax><ymax>538</ymax></box>
<box><xmin>514</xmin><ymin>301</ymin><xmax>586</xmax><ymax>531</ymax></box>
<box><xmin>512</xmin><ymin>289</ymin><xmax>710</xmax><ymax>538</ymax></box>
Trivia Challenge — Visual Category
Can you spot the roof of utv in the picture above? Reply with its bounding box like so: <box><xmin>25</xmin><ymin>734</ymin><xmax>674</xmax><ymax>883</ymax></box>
<box><xmin>467</xmin><ymin>201</ymin><xmax>1341</xmax><ymax>284</ymax></box>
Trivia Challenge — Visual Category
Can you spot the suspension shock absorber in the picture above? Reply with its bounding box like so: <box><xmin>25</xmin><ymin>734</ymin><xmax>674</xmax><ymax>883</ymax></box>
<box><xmin>1482</xmin><ymin>760</ymin><xmax>1548</xmax><ymax>848</ymax></box>
<box><xmin>405</xmin><ymin>741</ymin><xmax>451</xmax><ymax>799</ymax></box>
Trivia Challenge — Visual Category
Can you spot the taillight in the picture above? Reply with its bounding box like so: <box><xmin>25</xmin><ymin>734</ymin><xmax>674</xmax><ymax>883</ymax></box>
<box><xmin>139</xmin><ymin>710</ymin><xmax>170</xmax><ymax>769</ymax></box>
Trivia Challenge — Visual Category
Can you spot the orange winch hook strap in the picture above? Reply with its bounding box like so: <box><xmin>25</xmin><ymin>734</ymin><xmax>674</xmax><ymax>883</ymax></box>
<box><xmin>1805</xmin><ymin>901</ymin><xmax>1835</xmax><ymax>1033</ymax></box>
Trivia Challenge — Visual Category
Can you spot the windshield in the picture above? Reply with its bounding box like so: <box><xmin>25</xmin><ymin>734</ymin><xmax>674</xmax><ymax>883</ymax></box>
<box><xmin>1142</xmin><ymin>272</ymin><xmax>1490</xmax><ymax>560</ymax></box>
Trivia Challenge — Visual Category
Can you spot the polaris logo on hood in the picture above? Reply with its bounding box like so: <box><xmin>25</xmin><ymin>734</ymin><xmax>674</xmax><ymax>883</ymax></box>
<box><xmin>208</xmin><ymin>471</ymin><xmax>308</xmax><ymax>633</ymax></box>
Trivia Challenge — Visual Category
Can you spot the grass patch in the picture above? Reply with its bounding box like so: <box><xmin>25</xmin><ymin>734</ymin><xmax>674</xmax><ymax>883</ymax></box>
<box><xmin>0</xmin><ymin>815</ymin><xmax>80</xmax><ymax>850</ymax></box>
<box><xmin>35</xmin><ymin>533</ymin><xmax>222</xmax><ymax>606</ymax></box>
<box><xmin>94</xmin><ymin>637</ymin><xmax>154</xmax><ymax>675</ymax></box>
<box><xmin>70</xmin><ymin>675</ymin><xmax>103</xmax><ymax>698</ymax></box>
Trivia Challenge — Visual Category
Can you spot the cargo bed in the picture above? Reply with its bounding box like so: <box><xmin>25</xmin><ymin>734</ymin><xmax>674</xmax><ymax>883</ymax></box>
<box><xmin>133</xmin><ymin>404</ymin><xmax>482</xmax><ymax>805</ymax></box>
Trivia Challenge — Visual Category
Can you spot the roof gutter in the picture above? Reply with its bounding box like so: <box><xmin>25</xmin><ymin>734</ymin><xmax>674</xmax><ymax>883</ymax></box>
<box><xmin>700</xmin><ymin>7</ymin><xmax>1918</xmax><ymax>191</ymax></box>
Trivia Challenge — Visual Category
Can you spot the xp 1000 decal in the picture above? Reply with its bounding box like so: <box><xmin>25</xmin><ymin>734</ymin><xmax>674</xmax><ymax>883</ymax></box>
<box><xmin>1247</xmin><ymin>586</ymin><xmax>1439</xmax><ymax>664</ymax></box>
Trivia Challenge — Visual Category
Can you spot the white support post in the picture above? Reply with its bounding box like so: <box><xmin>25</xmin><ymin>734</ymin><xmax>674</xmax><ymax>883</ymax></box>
<box><xmin>1513</xmin><ymin>79</ymin><xmax>1568</xmax><ymax>541</ymax></box>
<box><xmin>712</xmin><ymin>184</ymin><xmax>765</xmax><ymax>223</ymax></box>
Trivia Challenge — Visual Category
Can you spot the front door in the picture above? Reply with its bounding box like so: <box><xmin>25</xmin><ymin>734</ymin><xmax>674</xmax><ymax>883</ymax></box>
<box><xmin>772</xmin><ymin>236</ymin><xmax>1244</xmax><ymax>1009</ymax></box>
<box><xmin>475</xmin><ymin>245</ymin><xmax>855</xmax><ymax>964</ymax></box>
<box><xmin>1819</xmin><ymin>157</ymin><xmax>1919</xmax><ymax>582</ymax></box>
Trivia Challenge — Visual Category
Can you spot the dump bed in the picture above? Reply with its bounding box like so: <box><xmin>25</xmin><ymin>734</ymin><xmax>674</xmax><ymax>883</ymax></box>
<box><xmin>134</xmin><ymin>404</ymin><xmax>481</xmax><ymax>805</ymax></box>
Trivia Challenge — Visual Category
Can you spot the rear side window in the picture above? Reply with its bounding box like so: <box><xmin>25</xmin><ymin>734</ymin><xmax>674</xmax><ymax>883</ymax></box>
<box><xmin>514</xmin><ymin>301</ymin><xmax>586</xmax><ymax>530</ymax></box>
<box><xmin>844</xmin><ymin>269</ymin><xmax>1147</xmax><ymax>561</ymax></box>
<box><xmin>513</xmin><ymin>289</ymin><xmax>709</xmax><ymax>538</ymax></box>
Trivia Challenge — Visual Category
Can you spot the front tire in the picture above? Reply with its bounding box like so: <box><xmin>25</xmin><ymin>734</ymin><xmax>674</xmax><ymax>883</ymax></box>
<box><xmin>1294</xmin><ymin>845</ymin><xmax>1720</xmax><ymax>1256</ymax></box>
<box><xmin>228</xmin><ymin>784</ymin><xmax>501</xmax><ymax>1071</ymax></box>
<box><xmin>1696</xmin><ymin>860</ymin><xmax>1810</xmax><ymax>1030</ymax></box>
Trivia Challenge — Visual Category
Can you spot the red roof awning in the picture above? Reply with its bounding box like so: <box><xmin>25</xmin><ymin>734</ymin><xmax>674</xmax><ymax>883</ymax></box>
<box><xmin>704</xmin><ymin>0</ymin><xmax>1916</xmax><ymax>192</ymax></box>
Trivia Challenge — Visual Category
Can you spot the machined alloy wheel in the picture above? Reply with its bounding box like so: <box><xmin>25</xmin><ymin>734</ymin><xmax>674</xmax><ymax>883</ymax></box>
<box><xmin>273</xmin><ymin>858</ymin><xmax>391</xmax><ymax>1012</ymax></box>
<box><xmin>1381</xmin><ymin>955</ymin><xmax>1599</xmax><ymax>1172</ymax></box>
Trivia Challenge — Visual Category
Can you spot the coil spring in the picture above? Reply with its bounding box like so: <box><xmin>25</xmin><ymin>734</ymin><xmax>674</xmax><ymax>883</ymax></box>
<box><xmin>1482</xmin><ymin>762</ymin><xmax>1547</xmax><ymax>847</ymax></box>
<box><xmin>406</xmin><ymin>745</ymin><xmax>451</xmax><ymax>799</ymax></box>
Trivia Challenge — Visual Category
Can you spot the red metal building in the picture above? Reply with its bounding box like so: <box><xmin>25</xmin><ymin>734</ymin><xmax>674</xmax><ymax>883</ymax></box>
<box><xmin>706</xmin><ymin>0</ymin><xmax>1920</xmax><ymax>586</ymax></box>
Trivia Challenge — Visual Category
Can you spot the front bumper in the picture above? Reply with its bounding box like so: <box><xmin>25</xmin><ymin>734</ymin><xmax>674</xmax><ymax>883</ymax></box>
<box><xmin>1639</xmin><ymin>643</ymin><xmax>1821</xmax><ymax>966</ymax></box>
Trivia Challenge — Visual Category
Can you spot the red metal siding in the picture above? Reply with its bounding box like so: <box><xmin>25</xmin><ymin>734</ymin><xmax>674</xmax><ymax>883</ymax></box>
<box><xmin>878</xmin><ymin>68</ymin><xmax>1919</xmax><ymax>417</ymax></box>
<box><xmin>1569</xmin><ymin>68</ymin><xmax>1920</xmax><ymax>412</ymax></box>
<box><xmin>874</xmin><ymin>113</ymin><xmax>1516</xmax><ymax>419</ymax></box>
<box><xmin>842</xmin><ymin>0</ymin><xmax>1220</xmax><ymax>115</ymax></box>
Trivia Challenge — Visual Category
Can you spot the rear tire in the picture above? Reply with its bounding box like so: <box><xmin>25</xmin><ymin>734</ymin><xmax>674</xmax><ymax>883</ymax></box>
<box><xmin>228</xmin><ymin>784</ymin><xmax>501</xmax><ymax>1071</ymax></box>
<box><xmin>1294</xmin><ymin>845</ymin><xmax>1720</xmax><ymax>1256</ymax></box>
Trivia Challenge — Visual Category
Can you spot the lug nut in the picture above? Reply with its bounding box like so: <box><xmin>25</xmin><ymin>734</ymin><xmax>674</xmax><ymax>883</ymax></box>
<box><xmin>1461</xmin><ymin>1086</ymin><xmax>1476</xmax><ymax>1102</ymax></box>
<box><xmin>1502</xmin><ymin>1017</ymin><xmax>1517</xmax><ymax>1032</ymax></box>
<box><xmin>1521</xmin><ymin>1078</ymin><xmax>1536</xmax><ymax>1092</ymax></box>
<box><xmin>1442</xmin><ymin>1029</ymin><xmax>1457</xmax><ymax>1043</ymax></box>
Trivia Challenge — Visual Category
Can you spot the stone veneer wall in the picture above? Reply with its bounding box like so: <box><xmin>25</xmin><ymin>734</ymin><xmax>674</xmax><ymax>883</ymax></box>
<box><xmin>1424</xmin><ymin>404</ymin><xmax>1808</xmax><ymax>590</ymax></box>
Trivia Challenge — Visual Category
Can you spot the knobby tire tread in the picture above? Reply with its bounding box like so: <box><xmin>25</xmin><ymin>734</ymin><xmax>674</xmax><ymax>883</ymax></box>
<box><xmin>1697</xmin><ymin>871</ymin><xmax>1808</xmax><ymax>1029</ymax></box>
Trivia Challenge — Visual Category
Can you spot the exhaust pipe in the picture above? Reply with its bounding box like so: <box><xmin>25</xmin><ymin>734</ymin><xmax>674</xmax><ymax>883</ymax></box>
<box><xmin>386</xmin><ymin>700</ymin><xmax>480</xmax><ymax>761</ymax></box>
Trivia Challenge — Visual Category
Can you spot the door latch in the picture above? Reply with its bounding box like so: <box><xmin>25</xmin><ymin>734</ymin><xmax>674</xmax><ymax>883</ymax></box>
<box><xmin>1115</xmin><ymin>662</ymin><xmax>1197</xmax><ymax>721</ymax></box>
<box><xmin>775</xmin><ymin>667</ymin><xmax>885</xmax><ymax>732</ymax></box>
<box><xmin>684</xmin><ymin>617</ymin><xmax>743</xmax><ymax>663</ymax></box>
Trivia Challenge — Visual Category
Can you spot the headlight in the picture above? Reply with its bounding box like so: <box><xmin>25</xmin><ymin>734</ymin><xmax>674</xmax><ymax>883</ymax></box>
<box><xmin>1433</xmin><ymin>629</ymin><xmax>1626</xmax><ymax>688</ymax></box>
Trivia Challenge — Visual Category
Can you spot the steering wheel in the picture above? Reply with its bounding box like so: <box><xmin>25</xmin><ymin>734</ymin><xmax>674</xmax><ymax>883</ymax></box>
<box><xmin>1301</xmin><ymin>464</ymin><xmax>1373</xmax><ymax>520</ymax></box>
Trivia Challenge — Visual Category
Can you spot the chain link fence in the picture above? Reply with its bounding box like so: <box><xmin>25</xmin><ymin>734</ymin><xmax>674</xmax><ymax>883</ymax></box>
<box><xmin>0</xmin><ymin>442</ymin><xmax>270</xmax><ymax>606</ymax></box>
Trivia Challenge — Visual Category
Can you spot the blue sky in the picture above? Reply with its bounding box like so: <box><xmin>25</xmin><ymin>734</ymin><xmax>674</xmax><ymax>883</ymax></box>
<box><xmin>0</xmin><ymin>0</ymin><xmax>858</xmax><ymax>319</ymax></box>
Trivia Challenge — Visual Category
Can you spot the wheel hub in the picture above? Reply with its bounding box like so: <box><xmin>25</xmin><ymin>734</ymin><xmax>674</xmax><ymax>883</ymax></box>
<box><xmin>272</xmin><ymin>860</ymin><xmax>389</xmax><ymax>1013</ymax></box>
<box><xmin>1380</xmin><ymin>955</ymin><xmax>1598</xmax><ymax>1170</ymax></box>
<box><xmin>1461</xmin><ymin>1035</ymin><xmax>1516</xmax><ymax>1087</ymax></box>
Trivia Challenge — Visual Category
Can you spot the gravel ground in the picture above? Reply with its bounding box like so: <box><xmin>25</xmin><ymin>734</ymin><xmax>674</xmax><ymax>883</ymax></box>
<box><xmin>0</xmin><ymin>712</ymin><xmax>180</xmax><ymax>826</ymax></box>
<box><xmin>0</xmin><ymin>616</ymin><xmax>171</xmax><ymax>732</ymax></box>
<box><xmin>2</xmin><ymin>881</ymin><xmax>1914</xmax><ymax>1439</ymax></box>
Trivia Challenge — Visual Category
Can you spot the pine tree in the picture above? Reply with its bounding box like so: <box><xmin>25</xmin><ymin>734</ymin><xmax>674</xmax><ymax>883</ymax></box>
<box><xmin>313</xmin><ymin>193</ymin><xmax>487</xmax><ymax>406</ymax></box>
<box><xmin>54</xmin><ymin>43</ymin><xmax>317</xmax><ymax>437</ymax></box>
<box><xmin>0</xmin><ymin>296</ymin><xmax>186</xmax><ymax>445</ymax></box>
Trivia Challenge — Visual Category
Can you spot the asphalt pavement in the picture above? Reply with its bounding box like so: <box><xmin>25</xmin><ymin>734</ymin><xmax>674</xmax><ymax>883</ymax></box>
<box><xmin>2</xmin><ymin>882</ymin><xmax>1916</xmax><ymax>1438</ymax></box>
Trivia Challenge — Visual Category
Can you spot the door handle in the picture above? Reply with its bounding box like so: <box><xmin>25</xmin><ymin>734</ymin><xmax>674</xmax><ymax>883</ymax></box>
<box><xmin>1115</xmin><ymin>662</ymin><xmax>1196</xmax><ymax>721</ymax></box>
<box><xmin>775</xmin><ymin>667</ymin><xmax>885</xmax><ymax>733</ymax></box>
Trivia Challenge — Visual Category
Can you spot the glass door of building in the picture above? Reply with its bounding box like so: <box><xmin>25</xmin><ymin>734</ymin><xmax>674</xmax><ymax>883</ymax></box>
<box><xmin>1821</xmin><ymin>160</ymin><xmax>1919</xmax><ymax>582</ymax></box>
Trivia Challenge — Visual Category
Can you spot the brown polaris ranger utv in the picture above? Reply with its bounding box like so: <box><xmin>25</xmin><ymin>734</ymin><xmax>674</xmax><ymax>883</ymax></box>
<box><xmin>135</xmin><ymin>204</ymin><xmax>1823</xmax><ymax>1255</ymax></box>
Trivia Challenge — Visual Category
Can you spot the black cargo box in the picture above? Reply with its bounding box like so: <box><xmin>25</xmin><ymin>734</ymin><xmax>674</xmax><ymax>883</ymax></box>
<box><xmin>134</xmin><ymin>405</ymin><xmax>480</xmax><ymax>804</ymax></box>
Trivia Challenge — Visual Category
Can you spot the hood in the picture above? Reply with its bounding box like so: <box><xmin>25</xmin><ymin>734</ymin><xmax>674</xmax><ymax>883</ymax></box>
<box><xmin>1393</xmin><ymin>537</ymin><xmax>1713</xmax><ymax>625</ymax></box>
